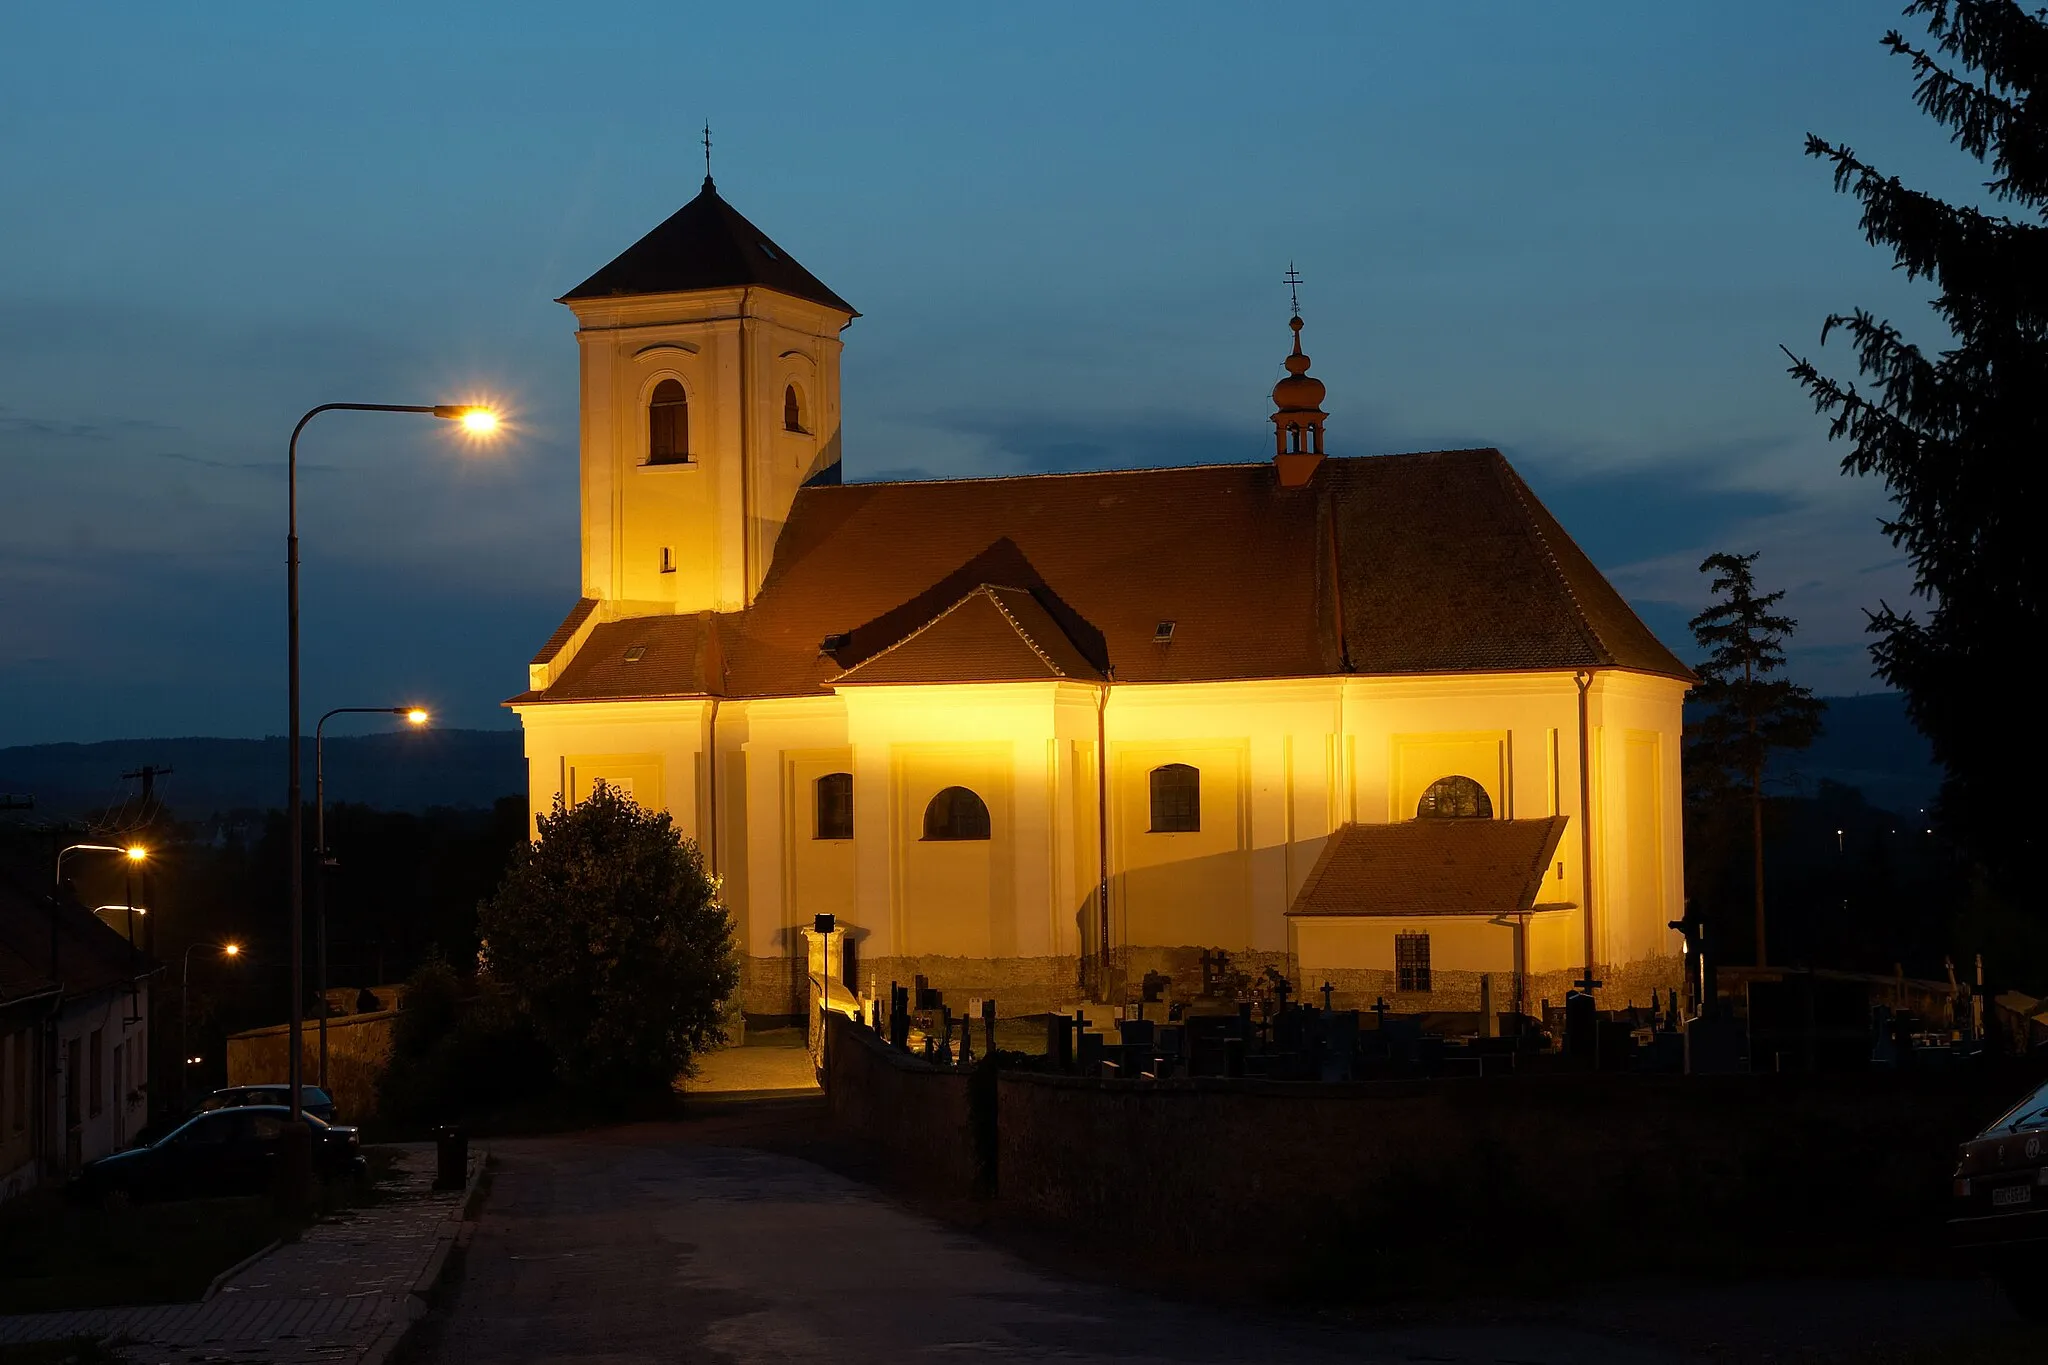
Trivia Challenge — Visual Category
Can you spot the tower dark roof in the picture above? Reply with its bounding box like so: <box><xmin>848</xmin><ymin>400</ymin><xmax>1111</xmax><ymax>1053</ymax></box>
<box><xmin>561</xmin><ymin>178</ymin><xmax>858</xmax><ymax>314</ymax></box>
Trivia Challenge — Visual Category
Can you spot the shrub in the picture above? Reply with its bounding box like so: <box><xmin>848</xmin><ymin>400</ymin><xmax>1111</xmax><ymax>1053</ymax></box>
<box><xmin>478</xmin><ymin>782</ymin><xmax>738</xmax><ymax>1103</ymax></box>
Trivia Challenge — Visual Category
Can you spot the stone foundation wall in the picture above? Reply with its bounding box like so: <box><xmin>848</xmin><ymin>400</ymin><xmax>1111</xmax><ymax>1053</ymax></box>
<box><xmin>856</xmin><ymin>956</ymin><xmax>1082</xmax><ymax>1017</ymax></box>
<box><xmin>763</xmin><ymin>947</ymin><xmax>1685</xmax><ymax>1019</ymax></box>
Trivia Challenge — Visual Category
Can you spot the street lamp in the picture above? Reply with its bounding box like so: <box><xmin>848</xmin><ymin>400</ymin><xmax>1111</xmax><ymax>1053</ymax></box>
<box><xmin>181</xmin><ymin>941</ymin><xmax>241</xmax><ymax>1101</ymax></box>
<box><xmin>92</xmin><ymin>905</ymin><xmax>147</xmax><ymax>947</ymax></box>
<box><xmin>285</xmin><ymin>402</ymin><xmax>497</xmax><ymax>1125</ymax></box>
<box><xmin>54</xmin><ymin>842</ymin><xmax>146</xmax><ymax>890</ymax></box>
<box><xmin>313</xmin><ymin>704</ymin><xmax>428</xmax><ymax>1089</ymax></box>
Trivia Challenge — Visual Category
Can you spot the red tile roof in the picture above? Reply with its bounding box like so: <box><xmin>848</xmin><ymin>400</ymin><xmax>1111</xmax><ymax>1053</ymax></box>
<box><xmin>513</xmin><ymin>449</ymin><xmax>1691</xmax><ymax>705</ymax></box>
<box><xmin>530</xmin><ymin>597</ymin><xmax>597</xmax><ymax>667</ymax></box>
<box><xmin>1288</xmin><ymin>816</ymin><xmax>1572</xmax><ymax>918</ymax></box>
<box><xmin>837</xmin><ymin>585</ymin><xmax>1103</xmax><ymax>685</ymax></box>
<box><xmin>0</xmin><ymin>873</ymin><xmax>157</xmax><ymax>1006</ymax></box>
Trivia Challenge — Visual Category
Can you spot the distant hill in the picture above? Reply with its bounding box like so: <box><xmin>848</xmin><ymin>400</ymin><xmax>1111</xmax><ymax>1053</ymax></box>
<box><xmin>1769</xmin><ymin>692</ymin><xmax>1943</xmax><ymax>820</ymax></box>
<box><xmin>0</xmin><ymin>728</ymin><xmax>524</xmax><ymax>822</ymax></box>
<box><xmin>0</xmin><ymin>694</ymin><xmax>1944</xmax><ymax>825</ymax></box>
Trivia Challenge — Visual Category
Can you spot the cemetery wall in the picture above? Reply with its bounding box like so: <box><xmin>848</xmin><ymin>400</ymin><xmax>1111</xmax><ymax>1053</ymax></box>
<box><xmin>992</xmin><ymin>1068</ymin><xmax>2010</xmax><ymax>1276</ymax></box>
<box><xmin>822</xmin><ymin>1015</ymin><xmax>977</xmax><ymax>1196</ymax></box>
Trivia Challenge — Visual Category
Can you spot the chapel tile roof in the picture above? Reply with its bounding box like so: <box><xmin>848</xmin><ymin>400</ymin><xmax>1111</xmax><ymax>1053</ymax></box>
<box><xmin>1287</xmin><ymin>816</ymin><xmax>1571</xmax><ymax>919</ymax></box>
<box><xmin>836</xmin><ymin>585</ymin><xmax>1103</xmax><ymax>685</ymax></box>
<box><xmin>561</xmin><ymin>179</ymin><xmax>858</xmax><ymax>315</ymax></box>
<box><xmin>512</xmin><ymin>448</ymin><xmax>1692</xmax><ymax>706</ymax></box>
<box><xmin>530</xmin><ymin>597</ymin><xmax>598</xmax><ymax>667</ymax></box>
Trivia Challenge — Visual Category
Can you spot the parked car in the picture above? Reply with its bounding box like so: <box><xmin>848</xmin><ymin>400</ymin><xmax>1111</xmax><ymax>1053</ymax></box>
<box><xmin>197</xmin><ymin>1084</ymin><xmax>339</xmax><ymax>1123</ymax></box>
<box><xmin>70</xmin><ymin>1106</ymin><xmax>363</xmax><ymax>1205</ymax></box>
<box><xmin>1950</xmin><ymin>1077</ymin><xmax>2048</xmax><ymax>1319</ymax></box>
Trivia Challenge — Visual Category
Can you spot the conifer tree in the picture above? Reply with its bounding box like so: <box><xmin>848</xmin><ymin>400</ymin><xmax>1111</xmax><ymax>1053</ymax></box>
<box><xmin>1688</xmin><ymin>552</ymin><xmax>1825</xmax><ymax>967</ymax></box>
<box><xmin>1784</xmin><ymin>1</ymin><xmax>2047</xmax><ymax>888</ymax></box>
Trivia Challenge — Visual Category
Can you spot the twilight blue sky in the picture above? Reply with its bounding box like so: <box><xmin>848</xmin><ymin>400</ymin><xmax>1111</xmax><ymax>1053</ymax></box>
<box><xmin>0</xmin><ymin>2</ymin><xmax>1982</xmax><ymax>745</ymax></box>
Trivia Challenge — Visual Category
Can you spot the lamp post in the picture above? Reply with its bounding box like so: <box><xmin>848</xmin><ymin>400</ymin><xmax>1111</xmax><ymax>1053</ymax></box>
<box><xmin>314</xmin><ymin>705</ymin><xmax>428</xmax><ymax>1089</ymax></box>
<box><xmin>285</xmin><ymin>403</ymin><xmax>495</xmax><ymax>1126</ymax></box>
<box><xmin>54</xmin><ymin>842</ymin><xmax>146</xmax><ymax>892</ymax></box>
<box><xmin>92</xmin><ymin>905</ymin><xmax>147</xmax><ymax>947</ymax></box>
<box><xmin>180</xmin><ymin>941</ymin><xmax>241</xmax><ymax>1101</ymax></box>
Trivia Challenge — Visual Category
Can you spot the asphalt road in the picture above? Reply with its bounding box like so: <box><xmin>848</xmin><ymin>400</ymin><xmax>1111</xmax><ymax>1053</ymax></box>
<box><xmin>404</xmin><ymin>1102</ymin><xmax>2018</xmax><ymax>1365</ymax></box>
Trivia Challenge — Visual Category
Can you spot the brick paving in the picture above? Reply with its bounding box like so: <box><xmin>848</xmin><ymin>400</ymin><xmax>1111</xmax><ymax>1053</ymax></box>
<box><xmin>0</xmin><ymin>1143</ymin><xmax>474</xmax><ymax>1363</ymax></box>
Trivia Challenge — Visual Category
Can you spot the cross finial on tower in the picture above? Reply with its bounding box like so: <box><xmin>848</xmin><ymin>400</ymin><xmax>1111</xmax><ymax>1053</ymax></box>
<box><xmin>702</xmin><ymin>122</ymin><xmax>713</xmax><ymax>187</ymax></box>
<box><xmin>1284</xmin><ymin>261</ymin><xmax>1303</xmax><ymax>318</ymax></box>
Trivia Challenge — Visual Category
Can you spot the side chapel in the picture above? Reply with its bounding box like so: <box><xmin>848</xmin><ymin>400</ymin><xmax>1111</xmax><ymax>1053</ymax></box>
<box><xmin>508</xmin><ymin>172</ymin><xmax>1693</xmax><ymax>1017</ymax></box>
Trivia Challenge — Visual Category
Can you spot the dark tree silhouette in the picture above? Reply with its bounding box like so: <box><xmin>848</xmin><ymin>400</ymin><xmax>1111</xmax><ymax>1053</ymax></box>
<box><xmin>479</xmin><ymin>782</ymin><xmax>737</xmax><ymax>1099</ymax></box>
<box><xmin>1688</xmin><ymin>552</ymin><xmax>1825</xmax><ymax>967</ymax></box>
<box><xmin>1784</xmin><ymin>1</ymin><xmax>2047</xmax><ymax>890</ymax></box>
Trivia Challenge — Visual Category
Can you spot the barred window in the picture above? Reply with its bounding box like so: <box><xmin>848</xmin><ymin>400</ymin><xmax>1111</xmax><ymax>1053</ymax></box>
<box><xmin>1148</xmin><ymin>763</ymin><xmax>1200</xmax><ymax>833</ymax></box>
<box><xmin>922</xmin><ymin>786</ymin><xmax>991</xmax><ymax>841</ymax></box>
<box><xmin>1416</xmin><ymin>775</ymin><xmax>1493</xmax><ymax>820</ymax></box>
<box><xmin>816</xmin><ymin>772</ymin><xmax>853</xmax><ymax>840</ymax></box>
<box><xmin>1395</xmin><ymin>932</ymin><xmax>1432</xmax><ymax>993</ymax></box>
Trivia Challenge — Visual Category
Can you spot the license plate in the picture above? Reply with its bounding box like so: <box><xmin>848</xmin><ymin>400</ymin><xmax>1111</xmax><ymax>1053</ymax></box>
<box><xmin>1994</xmin><ymin>1184</ymin><xmax>2033</xmax><ymax>1208</ymax></box>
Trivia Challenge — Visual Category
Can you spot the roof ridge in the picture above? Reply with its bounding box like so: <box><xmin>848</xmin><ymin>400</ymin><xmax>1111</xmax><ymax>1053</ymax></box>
<box><xmin>1489</xmin><ymin>454</ymin><xmax>1614</xmax><ymax>669</ymax></box>
<box><xmin>980</xmin><ymin>585</ymin><xmax>1072</xmax><ymax>678</ymax></box>
<box><xmin>833</xmin><ymin>449</ymin><xmax>1507</xmax><ymax>491</ymax></box>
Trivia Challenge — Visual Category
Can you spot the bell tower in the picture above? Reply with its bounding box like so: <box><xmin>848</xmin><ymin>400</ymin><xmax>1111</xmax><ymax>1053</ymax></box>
<box><xmin>561</xmin><ymin>164</ymin><xmax>858</xmax><ymax>615</ymax></box>
<box><xmin>1271</xmin><ymin>265</ymin><xmax>1328</xmax><ymax>488</ymax></box>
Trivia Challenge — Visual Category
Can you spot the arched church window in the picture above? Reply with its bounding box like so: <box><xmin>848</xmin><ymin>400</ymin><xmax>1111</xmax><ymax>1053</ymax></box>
<box><xmin>922</xmin><ymin>786</ymin><xmax>991</xmax><ymax>841</ymax></box>
<box><xmin>648</xmin><ymin>379</ymin><xmax>689</xmax><ymax>464</ymax></box>
<box><xmin>784</xmin><ymin>383</ymin><xmax>807</xmax><ymax>434</ymax></box>
<box><xmin>1149</xmin><ymin>763</ymin><xmax>1200</xmax><ymax>833</ymax></box>
<box><xmin>816</xmin><ymin>772</ymin><xmax>853</xmax><ymax>840</ymax></box>
<box><xmin>1416</xmin><ymin>775</ymin><xmax>1493</xmax><ymax>820</ymax></box>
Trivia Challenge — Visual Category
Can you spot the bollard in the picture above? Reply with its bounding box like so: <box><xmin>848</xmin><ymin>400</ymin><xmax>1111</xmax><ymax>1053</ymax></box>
<box><xmin>433</xmin><ymin>1123</ymin><xmax>469</xmax><ymax>1191</ymax></box>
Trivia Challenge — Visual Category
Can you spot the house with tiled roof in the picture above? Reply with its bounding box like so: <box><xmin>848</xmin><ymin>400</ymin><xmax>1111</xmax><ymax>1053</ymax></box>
<box><xmin>1</xmin><ymin>873</ymin><xmax>157</xmax><ymax>1201</ymax></box>
<box><xmin>509</xmin><ymin>175</ymin><xmax>1692</xmax><ymax>1018</ymax></box>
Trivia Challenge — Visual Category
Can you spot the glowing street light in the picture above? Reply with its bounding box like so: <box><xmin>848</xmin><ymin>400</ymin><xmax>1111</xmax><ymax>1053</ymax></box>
<box><xmin>54</xmin><ymin>843</ymin><xmax>145</xmax><ymax>890</ymax></box>
<box><xmin>312</xmin><ymin>704</ymin><xmax>431</xmax><ymax>1088</ymax></box>
<box><xmin>285</xmin><ymin>402</ymin><xmax>498</xmax><ymax>1126</ymax></box>
<box><xmin>181</xmin><ymin>941</ymin><xmax>243</xmax><ymax>1096</ymax></box>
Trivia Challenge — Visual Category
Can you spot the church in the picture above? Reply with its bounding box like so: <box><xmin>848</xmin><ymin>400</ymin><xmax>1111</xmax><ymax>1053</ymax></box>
<box><xmin>507</xmin><ymin>172</ymin><xmax>1693</xmax><ymax>1020</ymax></box>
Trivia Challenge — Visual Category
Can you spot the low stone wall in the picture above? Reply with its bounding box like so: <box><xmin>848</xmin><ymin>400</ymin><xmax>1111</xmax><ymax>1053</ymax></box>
<box><xmin>227</xmin><ymin>1011</ymin><xmax>395</xmax><ymax>1123</ymax></box>
<box><xmin>994</xmin><ymin>1067</ymin><xmax>2017</xmax><ymax>1280</ymax></box>
<box><xmin>820</xmin><ymin>1013</ymin><xmax>2038</xmax><ymax>1285</ymax></box>
<box><xmin>821</xmin><ymin>1015</ymin><xmax>977</xmax><ymax>1197</ymax></box>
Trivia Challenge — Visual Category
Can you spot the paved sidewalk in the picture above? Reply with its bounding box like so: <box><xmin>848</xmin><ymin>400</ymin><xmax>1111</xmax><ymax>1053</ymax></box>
<box><xmin>0</xmin><ymin>1143</ymin><xmax>477</xmax><ymax>1363</ymax></box>
<box><xmin>682</xmin><ymin>1030</ymin><xmax>820</xmax><ymax>1101</ymax></box>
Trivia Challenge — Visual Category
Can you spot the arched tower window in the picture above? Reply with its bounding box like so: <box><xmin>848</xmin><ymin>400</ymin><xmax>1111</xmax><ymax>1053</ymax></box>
<box><xmin>1416</xmin><ymin>775</ymin><xmax>1494</xmax><ymax>820</ymax></box>
<box><xmin>1149</xmin><ymin>763</ymin><xmax>1200</xmax><ymax>833</ymax></box>
<box><xmin>648</xmin><ymin>378</ymin><xmax>689</xmax><ymax>464</ymax></box>
<box><xmin>815</xmin><ymin>772</ymin><xmax>853</xmax><ymax>840</ymax></box>
<box><xmin>783</xmin><ymin>383</ymin><xmax>807</xmax><ymax>434</ymax></box>
<box><xmin>922</xmin><ymin>786</ymin><xmax>991</xmax><ymax>841</ymax></box>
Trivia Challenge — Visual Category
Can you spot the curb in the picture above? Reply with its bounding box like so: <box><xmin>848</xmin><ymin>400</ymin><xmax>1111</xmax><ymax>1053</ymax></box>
<box><xmin>358</xmin><ymin>1148</ymin><xmax>489</xmax><ymax>1365</ymax></box>
<box><xmin>203</xmin><ymin>1237</ymin><xmax>283</xmax><ymax>1302</ymax></box>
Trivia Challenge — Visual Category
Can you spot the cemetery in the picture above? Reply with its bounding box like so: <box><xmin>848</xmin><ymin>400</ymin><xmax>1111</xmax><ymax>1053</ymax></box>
<box><xmin>819</xmin><ymin>961</ymin><xmax>2048</xmax><ymax>1290</ymax></box>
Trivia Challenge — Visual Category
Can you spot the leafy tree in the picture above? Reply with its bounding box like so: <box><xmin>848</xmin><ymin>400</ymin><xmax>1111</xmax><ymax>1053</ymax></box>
<box><xmin>478</xmin><ymin>782</ymin><xmax>737</xmax><ymax>1100</ymax></box>
<box><xmin>1784</xmin><ymin>1</ymin><xmax>2047</xmax><ymax>889</ymax></box>
<box><xmin>1688</xmin><ymin>552</ymin><xmax>1825</xmax><ymax>967</ymax></box>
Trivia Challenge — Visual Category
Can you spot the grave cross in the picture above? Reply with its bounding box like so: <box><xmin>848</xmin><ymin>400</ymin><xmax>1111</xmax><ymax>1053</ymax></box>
<box><xmin>1320</xmin><ymin>980</ymin><xmax>1335</xmax><ymax>1012</ymax></box>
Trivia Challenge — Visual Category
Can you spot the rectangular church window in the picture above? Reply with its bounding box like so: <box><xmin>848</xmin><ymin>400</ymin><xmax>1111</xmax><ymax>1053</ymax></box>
<box><xmin>1395</xmin><ymin>932</ymin><xmax>1431</xmax><ymax>994</ymax></box>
